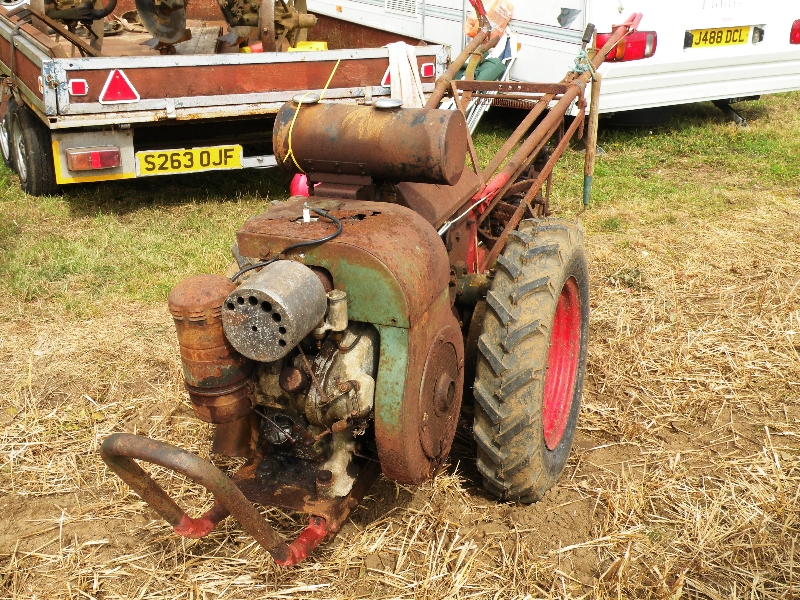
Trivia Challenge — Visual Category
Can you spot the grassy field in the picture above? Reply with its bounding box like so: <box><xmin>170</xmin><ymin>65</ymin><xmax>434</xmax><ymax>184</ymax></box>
<box><xmin>1</xmin><ymin>92</ymin><xmax>799</xmax><ymax>599</ymax></box>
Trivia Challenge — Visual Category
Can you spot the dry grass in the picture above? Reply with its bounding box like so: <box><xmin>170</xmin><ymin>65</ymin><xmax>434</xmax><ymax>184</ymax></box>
<box><xmin>2</xmin><ymin>94</ymin><xmax>800</xmax><ymax>598</ymax></box>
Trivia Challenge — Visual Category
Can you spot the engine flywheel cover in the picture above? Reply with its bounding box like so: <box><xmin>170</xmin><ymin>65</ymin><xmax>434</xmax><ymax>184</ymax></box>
<box><xmin>418</xmin><ymin>333</ymin><xmax>462</xmax><ymax>463</ymax></box>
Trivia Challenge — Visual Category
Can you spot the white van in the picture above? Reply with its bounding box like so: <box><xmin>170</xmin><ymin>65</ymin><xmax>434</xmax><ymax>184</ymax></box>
<box><xmin>306</xmin><ymin>0</ymin><xmax>800</xmax><ymax>115</ymax></box>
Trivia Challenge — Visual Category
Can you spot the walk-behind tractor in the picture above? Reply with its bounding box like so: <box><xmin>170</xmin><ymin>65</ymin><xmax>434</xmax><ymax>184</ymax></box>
<box><xmin>101</xmin><ymin>15</ymin><xmax>643</xmax><ymax>566</ymax></box>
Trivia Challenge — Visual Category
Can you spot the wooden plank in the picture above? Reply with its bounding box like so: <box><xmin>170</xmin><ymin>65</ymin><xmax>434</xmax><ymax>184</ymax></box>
<box><xmin>21</xmin><ymin>22</ymin><xmax>68</xmax><ymax>58</ymax></box>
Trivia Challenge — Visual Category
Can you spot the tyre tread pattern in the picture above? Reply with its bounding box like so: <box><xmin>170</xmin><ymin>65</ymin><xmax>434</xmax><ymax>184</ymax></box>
<box><xmin>473</xmin><ymin>218</ymin><xmax>588</xmax><ymax>502</ymax></box>
<box><xmin>13</xmin><ymin>106</ymin><xmax>57</xmax><ymax>196</ymax></box>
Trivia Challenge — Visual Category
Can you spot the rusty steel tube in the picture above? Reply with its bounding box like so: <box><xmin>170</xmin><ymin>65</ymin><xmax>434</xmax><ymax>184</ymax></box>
<box><xmin>583</xmin><ymin>71</ymin><xmax>602</xmax><ymax>208</ymax></box>
<box><xmin>100</xmin><ymin>433</ymin><xmax>292</xmax><ymax>563</ymax></box>
<box><xmin>473</xmin><ymin>14</ymin><xmax>642</xmax><ymax>209</ymax></box>
<box><xmin>479</xmin><ymin>109</ymin><xmax>585</xmax><ymax>272</ymax></box>
<box><xmin>425</xmin><ymin>30</ymin><xmax>487</xmax><ymax>109</ymax></box>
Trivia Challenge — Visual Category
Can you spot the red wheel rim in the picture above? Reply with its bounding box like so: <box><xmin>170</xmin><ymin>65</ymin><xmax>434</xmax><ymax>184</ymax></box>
<box><xmin>542</xmin><ymin>277</ymin><xmax>582</xmax><ymax>450</ymax></box>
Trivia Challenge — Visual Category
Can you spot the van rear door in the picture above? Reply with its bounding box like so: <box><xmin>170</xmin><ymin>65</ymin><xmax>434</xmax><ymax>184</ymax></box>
<box><xmin>588</xmin><ymin>0</ymin><xmax>800</xmax><ymax>112</ymax></box>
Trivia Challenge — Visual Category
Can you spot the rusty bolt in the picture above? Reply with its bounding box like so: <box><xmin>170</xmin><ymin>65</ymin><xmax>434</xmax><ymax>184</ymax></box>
<box><xmin>331</xmin><ymin>419</ymin><xmax>349</xmax><ymax>433</ymax></box>
<box><xmin>280</xmin><ymin>366</ymin><xmax>308</xmax><ymax>394</ymax></box>
<box><xmin>259</xmin><ymin>245</ymin><xmax>271</xmax><ymax>259</ymax></box>
<box><xmin>316</xmin><ymin>469</ymin><xmax>333</xmax><ymax>484</ymax></box>
<box><xmin>346</xmin><ymin>498</ymin><xmax>359</xmax><ymax>509</ymax></box>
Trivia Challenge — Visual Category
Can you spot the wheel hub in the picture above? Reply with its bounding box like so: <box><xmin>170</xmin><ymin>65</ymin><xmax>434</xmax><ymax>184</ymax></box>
<box><xmin>13</xmin><ymin>122</ymin><xmax>27</xmax><ymax>183</ymax></box>
<box><xmin>418</xmin><ymin>336</ymin><xmax>462</xmax><ymax>461</ymax></box>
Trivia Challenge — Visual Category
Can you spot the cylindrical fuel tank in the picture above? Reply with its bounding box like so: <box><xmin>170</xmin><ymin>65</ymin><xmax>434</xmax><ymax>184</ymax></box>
<box><xmin>273</xmin><ymin>101</ymin><xmax>469</xmax><ymax>185</ymax></box>
<box><xmin>168</xmin><ymin>274</ymin><xmax>254</xmax><ymax>424</ymax></box>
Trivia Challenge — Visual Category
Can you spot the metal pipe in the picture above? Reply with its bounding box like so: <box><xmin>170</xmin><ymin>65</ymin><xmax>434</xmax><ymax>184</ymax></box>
<box><xmin>100</xmin><ymin>433</ymin><xmax>292</xmax><ymax>563</ymax></box>
<box><xmin>472</xmin><ymin>13</ymin><xmax>642</xmax><ymax>214</ymax></box>
<box><xmin>480</xmin><ymin>92</ymin><xmax>555</xmax><ymax>182</ymax></box>
<box><xmin>425</xmin><ymin>30</ymin><xmax>487</xmax><ymax>109</ymax></box>
<box><xmin>479</xmin><ymin>109</ymin><xmax>585</xmax><ymax>272</ymax></box>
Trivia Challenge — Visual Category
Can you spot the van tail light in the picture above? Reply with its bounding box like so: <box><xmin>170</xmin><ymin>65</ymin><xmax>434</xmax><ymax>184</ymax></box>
<box><xmin>65</xmin><ymin>147</ymin><xmax>121</xmax><ymax>171</ymax></box>
<box><xmin>596</xmin><ymin>31</ymin><xmax>657</xmax><ymax>61</ymax></box>
<box><xmin>791</xmin><ymin>20</ymin><xmax>800</xmax><ymax>44</ymax></box>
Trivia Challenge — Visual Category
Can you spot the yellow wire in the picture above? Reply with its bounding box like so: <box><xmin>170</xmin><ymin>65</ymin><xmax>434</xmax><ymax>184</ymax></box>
<box><xmin>286</xmin><ymin>58</ymin><xmax>341</xmax><ymax>173</ymax></box>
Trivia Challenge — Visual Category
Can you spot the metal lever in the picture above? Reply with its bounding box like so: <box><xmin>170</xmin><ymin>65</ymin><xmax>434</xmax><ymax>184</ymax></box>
<box><xmin>582</xmin><ymin>23</ymin><xmax>596</xmax><ymax>49</ymax></box>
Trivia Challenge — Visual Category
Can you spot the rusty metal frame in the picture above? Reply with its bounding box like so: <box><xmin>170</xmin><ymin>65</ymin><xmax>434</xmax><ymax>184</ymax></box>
<box><xmin>432</xmin><ymin>15</ymin><xmax>643</xmax><ymax>274</ymax></box>
<box><xmin>100</xmin><ymin>432</ymin><xmax>381</xmax><ymax>566</ymax></box>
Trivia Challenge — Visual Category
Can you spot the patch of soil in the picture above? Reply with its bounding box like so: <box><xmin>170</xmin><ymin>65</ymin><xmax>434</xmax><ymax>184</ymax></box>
<box><xmin>0</xmin><ymin>493</ymin><xmax>145</xmax><ymax>559</ymax></box>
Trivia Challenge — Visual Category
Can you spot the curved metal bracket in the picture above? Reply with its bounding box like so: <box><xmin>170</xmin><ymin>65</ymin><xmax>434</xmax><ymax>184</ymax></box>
<box><xmin>100</xmin><ymin>433</ymin><xmax>297</xmax><ymax>562</ymax></box>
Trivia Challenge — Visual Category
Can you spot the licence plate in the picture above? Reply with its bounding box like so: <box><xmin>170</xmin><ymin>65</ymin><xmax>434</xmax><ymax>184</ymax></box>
<box><xmin>687</xmin><ymin>26</ymin><xmax>750</xmax><ymax>48</ymax></box>
<box><xmin>136</xmin><ymin>145</ymin><xmax>242</xmax><ymax>176</ymax></box>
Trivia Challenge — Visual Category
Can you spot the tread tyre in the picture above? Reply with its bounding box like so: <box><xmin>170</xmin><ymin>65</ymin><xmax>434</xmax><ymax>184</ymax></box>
<box><xmin>11</xmin><ymin>105</ymin><xmax>57</xmax><ymax>196</ymax></box>
<box><xmin>474</xmin><ymin>218</ymin><xmax>589</xmax><ymax>503</ymax></box>
<box><xmin>0</xmin><ymin>102</ymin><xmax>15</xmax><ymax>170</ymax></box>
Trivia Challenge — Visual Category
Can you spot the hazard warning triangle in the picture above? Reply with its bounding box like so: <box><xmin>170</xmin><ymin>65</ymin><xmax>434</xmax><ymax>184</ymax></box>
<box><xmin>99</xmin><ymin>69</ymin><xmax>140</xmax><ymax>104</ymax></box>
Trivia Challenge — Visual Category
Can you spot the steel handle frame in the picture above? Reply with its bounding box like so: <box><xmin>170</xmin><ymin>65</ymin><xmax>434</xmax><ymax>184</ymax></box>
<box><xmin>100</xmin><ymin>432</ymin><xmax>327</xmax><ymax>566</ymax></box>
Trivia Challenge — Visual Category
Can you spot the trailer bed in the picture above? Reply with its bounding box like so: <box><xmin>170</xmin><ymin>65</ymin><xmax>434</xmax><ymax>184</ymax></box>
<box><xmin>0</xmin><ymin>6</ymin><xmax>446</xmax><ymax>189</ymax></box>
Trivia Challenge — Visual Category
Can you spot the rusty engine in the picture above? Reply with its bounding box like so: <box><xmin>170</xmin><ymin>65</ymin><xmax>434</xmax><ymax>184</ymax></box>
<box><xmin>102</xmin><ymin>97</ymin><xmax>473</xmax><ymax>566</ymax></box>
<box><xmin>100</xmin><ymin>18</ymin><xmax>641</xmax><ymax>565</ymax></box>
<box><xmin>186</xmin><ymin>99</ymin><xmax>468</xmax><ymax>492</ymax></box>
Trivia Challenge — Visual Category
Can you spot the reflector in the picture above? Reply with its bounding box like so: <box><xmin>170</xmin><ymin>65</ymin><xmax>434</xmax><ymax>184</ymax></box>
<box><xmin>66</xmin><ymin>147</ymin><xmax>122</xmax><ymax>171</ymax></box>
<box><xmin>68</xmin><ymin>79</ymin><xmax>88</xmax><ymax>96</ymax></box>
<box><xmin>99</xmin><ymin>70</ymin><xmax>140</xmax><ymax>104</ymax></box>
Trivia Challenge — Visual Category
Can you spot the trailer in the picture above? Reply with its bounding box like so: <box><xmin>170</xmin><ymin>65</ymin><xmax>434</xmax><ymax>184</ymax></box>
<box><xmin>0</xmin><ymin>4</ymin><xmax>446</xmax><ymax>195</ymax></box>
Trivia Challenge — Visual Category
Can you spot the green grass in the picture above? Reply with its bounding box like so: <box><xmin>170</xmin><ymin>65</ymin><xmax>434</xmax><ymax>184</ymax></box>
<box><xmin>0</xmin><ymin>169</ymin><xmax>291</xmax><ymax>314</ymax></box>
<box><xmin>0</xmin><ymin>92</ymin><xmax>798</xmax><ymax>315</ymax></box>
<box><xmin>474</xmin><ymin>92</ymin><xmax>799</xmax><ymax>222</ymax></box>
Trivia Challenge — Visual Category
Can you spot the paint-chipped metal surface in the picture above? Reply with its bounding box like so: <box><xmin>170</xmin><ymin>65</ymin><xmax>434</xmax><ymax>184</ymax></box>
<box><xmin>168</xmin><ymin>274</ymin><xmax>254</xmax><ymax>423</ymax></box>
<box><xmin>273</xmin><ymin>102</ymin><xmax>468</xmax><ymax>186</ymax></box>
<box><xmin>237</xmin><ymin>198</ymin><xmax>450</xmax><ymax>329</ymax></box>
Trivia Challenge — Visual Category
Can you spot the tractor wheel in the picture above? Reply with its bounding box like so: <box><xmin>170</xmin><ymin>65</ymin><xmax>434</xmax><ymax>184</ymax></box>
<box><xmin>0</xmin><ymin>102</ymin><xmax>15</xmax><ymax>170</ymax></box>
<box><xmin>473</xmin><ymin>218</ymin><xmax>589</xmax><ymax>502</ymax></box>
<box><xmin>11</xmin><ymin>105</ymin><xmax>57</xmax><ymax>196</ymax></box>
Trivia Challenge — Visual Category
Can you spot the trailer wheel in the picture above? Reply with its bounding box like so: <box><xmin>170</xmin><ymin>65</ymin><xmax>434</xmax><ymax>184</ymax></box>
<box><xmin>473</xmin><ymin>218</ymin><xmax>589</xmax><ymax>502</ymax></box>
<box><xmin>11</xmin><ymin>106</ymin><xmax>57</xmax><ymax>196</ymax></box>
<box><xmin>0</xmin><ymin>103</ymin><xmax>15</xmax><ymax>170</ymax></box>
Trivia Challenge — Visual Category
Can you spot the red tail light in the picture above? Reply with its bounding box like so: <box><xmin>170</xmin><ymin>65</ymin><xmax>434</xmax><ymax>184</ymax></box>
<box><xmin>65</xmin><ymin>147</ymin><xmax>121</xmax><ymax>171</ymax></box>
<box><xmin>596</xmin><ymin>31</ymin><xmax>657</xmax><ymax>61</ymax></box>
<box><xmin>791</xmin><ymin>20</ymin><xmax>800</xmax><ymax>44</ymax></box>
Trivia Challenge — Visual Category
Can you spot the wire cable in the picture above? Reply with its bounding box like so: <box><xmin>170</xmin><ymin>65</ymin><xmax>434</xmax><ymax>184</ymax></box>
<box><xmin>437</xmin><ymin>195</ymin><xmax>489</xmax><ymax>236</ymax></box>
<box><xmin>230</xmin><ymin>207</ymin><xmax>342</xmax><ymax>282</ymax></box>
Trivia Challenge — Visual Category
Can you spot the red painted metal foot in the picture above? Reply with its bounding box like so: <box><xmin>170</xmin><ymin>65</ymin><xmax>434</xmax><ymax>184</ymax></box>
<box><xmin>173</xmin><ymin>499</ymin><xmax>230</xmax><ymax>538</ymax></box>
<box><xmin>274</xmin><ymin>517</ymin><xmax>328</xmax><ymax>567</ymax></box>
